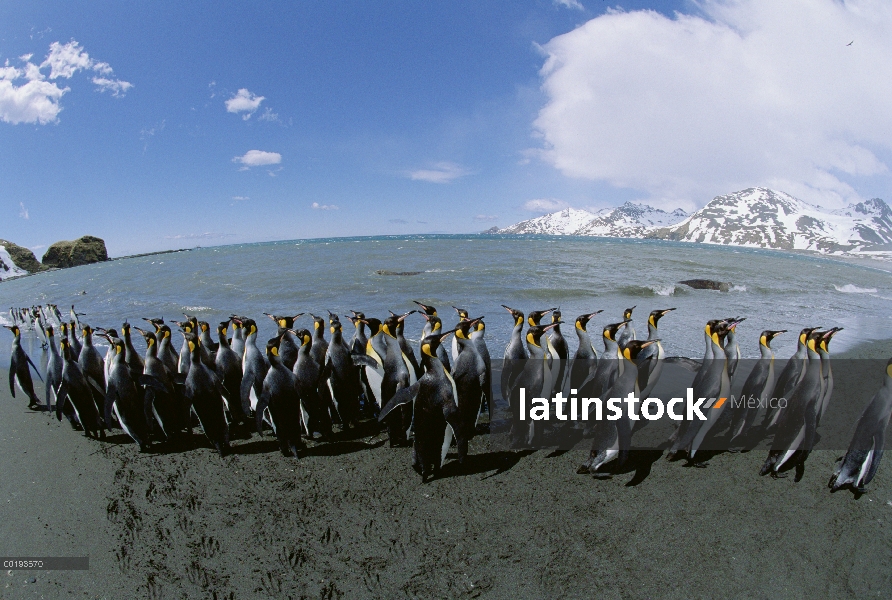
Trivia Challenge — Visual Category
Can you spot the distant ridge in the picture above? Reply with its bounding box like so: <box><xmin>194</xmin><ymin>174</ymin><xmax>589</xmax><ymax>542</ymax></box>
<box><xmin>491</xmin><ymin>188</ymin><xmax>892</xmax><ymax>257</ymax></box>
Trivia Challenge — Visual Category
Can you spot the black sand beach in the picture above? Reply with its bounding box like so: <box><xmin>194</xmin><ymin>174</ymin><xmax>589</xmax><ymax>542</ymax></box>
<box><xmin>2</xmin><ymin>343</ymin><xmax>892</xmax><ymax>598</ymax></box>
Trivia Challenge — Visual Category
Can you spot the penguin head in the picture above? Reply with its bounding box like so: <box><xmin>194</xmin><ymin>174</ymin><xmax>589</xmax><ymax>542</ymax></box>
<box><xmin>59</xmin><ymin>336</ymin><xmax>70</xmax><ymax>357</ymax></box>
<box><xmin>453</xmin><ymin>306</ymin><xmax>470</xmax><ymax>321</ymax></box>
<box><xmin>527</xmin><ymin>308</ymin><xmax>556</xmax><ymax>327</ymax></box>
<box><xmin>2</xmin><ymin>324</ymin><xmax>19</xmax><ymax>337</ymax></box>
<box><xmin>502</xmin><ymin>305</ymin><xmax>525</xmax><ymax>327</ymax></box>
<box><xmin>137</xmin><ymin>328</ymin><xmax>157</xmax><ymax>348</ymax></box>
<box><xmin>623</xmin><ymin>306</ymin><xmax>636</xmax><ymax>320</ymax></box>
<box><xmin>622</xmin><ymin>340</ymin><xmax>658</xmax><ymax>362</ymax></box>
<box><xmin>173</xmin><ymin>320</ymin><xmax>193</xmax><ymax>334</ymax></box>
<box><xmin>424</xmin><ymin>314</ymin><xmax>443</xmax><ymax>333</ymax></box>
<box><xmin>474</xmin><ymin>319</ymin><xmax>486</xmax><ymax>334</ymax></box>
<box><xmin>238</xmin><ymin>318</ymin><xmax>257</xmax><ymax>336</ymax></box>
<box><xmin>381</xmin><ymin>315</ymin><xmax>400</xmax><ymax>338</ymax></box>
<box><xmin>413</xmin><ymin>301</ymin><xmax>437</xmax><ymax>316</ymax></box>
<box><xmin>143</xmin><ymin>317</ymin><xmax>164</xmax><ymax>332</ymax></box>
<box><xmin>121</xmin><ymin>321</ymin><xmax>132</xmax><ymax>336</ymax></box>
<box><xmin>603</xmin><ymin>320</ymin><xmax>629</xmax><ymax>342</ymax></box>
<box><xmin>230</xmin><ymin>318</ymin><xmax>243</xmax><ymax>331</ymax></box>
<box><xmin>711</xmin><ymin>323</ymin><xmax>730</xmax><ymax>348</ymax></box>
<box><xmin>361</xmin><ymin>318</ymin><xmax>382</xmax><ymax>336</ymax></box>
<box><xmin>455</xmin><ymin>317</ymin><xmax>482</xmax><ymax>340</ymax></box>
<box><xmin>60</xmin><ymin>322</ymin><xmax>68</xmax><ymax>336</ymax></box>
<box><xmin>648</xmin><ymin>308</ymin><xmax>676</xmax><ymax>328</ymax></box>
<box><xmin>184</xmin><ymin>332</ymin><xmax>200</xmax><ymax>354</ymax></box>
<box><xmin>575</xmin><ymin>311</ymin><xmax>602</xmax><ymax>332</ymax></box>
<box><xmin>350</xmin><ymin>310</ymin><xmax>366</xmax><ymax>321</ymax></box>
<box><xmin>886</xmin><ymin>358</ymin><xmax>892</xmax><ymax>379</ymax></box>
<box><xmin>159</xmin><ymin>324</ymin><xmax>172</xmax><ymax>340</ymax></box>
<box><xmin>311</xmin><ymin>315</ymin><xmax>325</xmax><ymax>330</ymax></box>
<box><xmin>327</xmin><ymin>311</ymin><xmax>340</xmax><ymax>326</ymax></box>
<box><xmin>264</xmin><ymin>313</ymin><xmax>304</xmax><ymax>329</ymax></box>
<box><xmin>704</xmin><ymin>319</ymin><xmax>723</xmax><ymax>337</ymax></box>
<box><xmin>806</xmin><ymin>329</ymin><xmax>825</xmax><ymax>353</ymax></box>
<box><xmin>45</xmin><ymin>325</ymin><xmax>54</xmax><ymax>338</ymax></box>
<box><xmin>265</xmin><ymin>336</ymin><xmax>282</xmax><ymax>358</ymax></box>
<box><xmin>819</xmin><ymin>327</ymin><xmax>842</xmax><ymax>352</ymax></box>
<box><xmin>759</xmin><ymin>330</ymin><xmax>787</xmax><ymax>349</ymax></box>
<box><xmin>198</xmin><ymin>321</ymin><xmax>212</xmax><ymax>334</ymax></box>
<box><xmin>293</xmin><ymin>328</ymin><xmax>312</xmax><ymax>347</ymax></box>
<box><xmin>526</xmin><ymin>322</ymin><xmax>560</xmax><ymax>347</ymax></box>
<box><xmin>330</xmin><ymin>320</ymin><xmax>342</xmax><ymax>335</ymax></box>
<box><xmin>798</xmin><ymin>327</ymin><xmax>818</xmax><ymax>346</ymax></box>
<box><xmin>217</xmin><ymin>321</ymin><xmax>230</xmax><ymax>338</ymax></box>
<box><xmin>421</xmin><ymin>329</ymin><xmax>455</xmax><ymax>357</ymax></box>
<box><xmin>551</xmin><ymin>310</ymin><xmax>562</xmax><ymax>325</ymax></box>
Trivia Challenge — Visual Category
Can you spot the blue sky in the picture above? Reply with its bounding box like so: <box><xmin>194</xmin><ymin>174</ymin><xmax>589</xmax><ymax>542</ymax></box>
<box><xmin>3</xmin><ymin>1</ymin><xmax>891</xmax><ymax>256</ymax></box>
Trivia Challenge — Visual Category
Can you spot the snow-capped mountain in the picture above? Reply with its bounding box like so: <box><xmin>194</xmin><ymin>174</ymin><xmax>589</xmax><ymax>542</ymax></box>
<box><xmin>494</xmin><ymin>203</ymin><xmax>688</xmax><ymax>237</ymax></box>
<box><xmin>0</xmin><ymin>245</ymin><xmax>27</xmax><ymax>281</ymax></box>
<box><xmin>648</xmin><ymin>188</ymin><xmax>892</xmax><ymax>253</ymax></box>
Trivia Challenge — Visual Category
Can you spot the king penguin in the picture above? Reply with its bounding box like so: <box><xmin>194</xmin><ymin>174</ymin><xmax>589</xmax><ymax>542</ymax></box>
<box><xmin>577</xmin><ymin>340</ymin><xmax>658</xmax><ymax>478</ymax></box>
<box><xmin>237</xmin><ymin>318</ymin><xmax>270</xmax><ymax>424</ymax></box>
<box><xmin>55</xmin><ymin>336</ymin><xmax>106</xmax><ymax>438</ymax></box>
<box><xmin>616</xmin><ymin>306</ymin><xmax>636</xmax><ymax>347</ymax></box>
<box><xmin>183</xmin><ymin>332</ymin><xmax>230</xmax><ymax>457</ymax></box>
<box><xmin>636</xmin><ymin>308</ymin><xmax>676</xmax><ymax>400</ymax></box>
<box><xmin>548</xmin><ymin>310</ymin><xmax>569</xmax><ymax>396</ymax></box>
<box><xmin>257</xmin><ymin>335</ymin><xmax>305</xmax><ymax>458</ymax></box>
<box><xmin>829</xmin><ymin>357</ymin><xmax>892</xmax><ymax>494</ymax></box>
<box><xmin>322</xmin><ymin>318</ymin><xmax>363</xmax><ymax>429</ymax></box>
<box><xmin>216</xmin><ymin>320</ymin><xmax>248</xmax><ymax>431</ymax></box>
<box><xmin>815</xmin><ymin>327</ymin><xmax>842</xmax><ymax>428</ymax></box>
<box><xmin>292</xmin><ymin>328</ymin><xmax>334</xmax><ymax>441</ymax></box>
<box><xmin>580</xmin><ymin>321</ymin><xmax>629</xmax><ymax>407</ymax></box>
<box><xmin>727</xmin><ymin>329</ymin><xmax>786</xmax><ymax>447</ymax></box>
<box><xmin>451</xmin><ymin>306</ymin><xmax>470</xmax><ymax>363</ymax></box>
<box><xmin>264</xmin><ymin>313</ymin><xmax>303</xmax><ymax>370</ymax></box>
<box><xmin>507</xmin><ymin>322</ymin><xmax>561</xmax><ymax>448</ymax></box>
<box><xmin>378</xmin><ymin>329</ymin><xmax>460</xmax><ymax>481</ymax></box>
<box><xmin>77</xmin><ymin>324</ymin><xmax>107</xmax><ymax>395</ymax></box>
<box><xmin>452</xmin><ymin>317</ymin><xmax>487</xmax><ymax>446</ymax></box>
<box><xmin>501</xmin><ymin>305</ymin><xmax>528</xmax><ymax>408</ymax></box>
<box><xmin>419</xmin><ymin>312</ymin><xmax>451</xmax><ymax>373</ymax></box>
<box><xmin>566</xmin><ymin>311</ymin><xmax>602</xmax><ymax>394</ymax></box>
<box><xmin>762</xmin><ymin>327</ymin><xmax>818</xmax><ymax>429</ymax></box>
<box><xmin>4</xmin><ymin>324</ymin><xmax>43</xmax><ymax>410</ymax></box>
<box><xmin>135</xmin><ymin>327</ymin><xmax>187</xmax><ymax>442</ymax></box>
<box><xmin>469</xmin><ymin>317</ymin><xmax>492</xmax><ymax>420</ymax></box>
<box><xmin>102</xmin><ymin>334</ymin><xmax>150</xmax><ymax>452</ymax></box>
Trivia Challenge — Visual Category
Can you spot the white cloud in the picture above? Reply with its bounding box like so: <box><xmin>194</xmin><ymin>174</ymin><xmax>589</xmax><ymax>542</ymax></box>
<box><xmin>554</xmin><ymin>0</ymin><xmax>584</xmax><ymax>10</ymax></box>
<box><xmin>311</xmin><ymin>202</ymin><xmax>339</xmax><ymax>211</ymax></box>
<box><xmin>408</xmin><ymin>162</ymin><xmax>470</xmax><ymax>183</ymax></box>
<box><xmin>0</xmin><ymin>40</ymin><xmax>130</xmax><ymax>125</ymax></box>
<box><xmin>258</xmin><ymin>107</ymin><xmax>281</xmax><ymax>123</ymax></box>
<box><xmin>233</xmin><ymin>150</ymin><xmax>282</xmax><ymax>168</ymax></box>
<box><xmin>225</xmin><ymin>88</ymin><xmax>265</xmax><ymax>119</ymax></box>
<box><xmin>232</xmin><ymin>196</ymin><xmax>249</xmax><ymax>201</ymax></box>
<box><xmin>523</xmin><ymin>198</ymin><xmax>568</xmax><ymax>213</ymax></box>
<box><xmin>534</xmin><ymin>0</ymin><xmax>892</xmax><ymax>209</ymax></box>
<box><xmin>18</xmin><ymin>202</ymin><xmax>29</xmax><ymax>219</ymax></box>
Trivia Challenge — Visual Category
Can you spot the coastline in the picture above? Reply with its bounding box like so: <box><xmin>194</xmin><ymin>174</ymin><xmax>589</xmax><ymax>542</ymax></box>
<box><xmin>1</xmin><ymin>338</ymin><xmax>890</xmax><ymax>597</ymax></box>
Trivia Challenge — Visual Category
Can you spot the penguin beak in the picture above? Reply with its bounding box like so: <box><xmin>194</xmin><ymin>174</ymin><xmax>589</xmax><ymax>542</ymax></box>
<box><xmin>543</xmin><ymin>321</ymin><xmax>562</xmax><ymax>331</ymax></box>
<box><xmin>438</xmin><ymin>329</ymin><xmax>458</xmax><ymax>340</ymax></box>
<box><xmin>586</xmin><ymin>310</ymin><xmax>603</xmax><ymax>319</ymax></box>
<box><xmin>397</xmin><ymin>310</ymin><xmax>416</xmax><ymax>322</ymax></box>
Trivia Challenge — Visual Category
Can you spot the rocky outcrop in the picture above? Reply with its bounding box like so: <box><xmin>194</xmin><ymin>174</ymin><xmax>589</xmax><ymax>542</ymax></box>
<box><xmin>41</xmin><ymin>236</ymin><xmax>109</xmax><ymax>269</ymax></box>
<box><xmin>0</xmin><ymin>239</ymin><xmax>44</xmax><ymax>273</ymax></box>
<box><xmin>679</xmin><ymin>279</ymin><xmax>732</xmax><ymax>292</ymax></box>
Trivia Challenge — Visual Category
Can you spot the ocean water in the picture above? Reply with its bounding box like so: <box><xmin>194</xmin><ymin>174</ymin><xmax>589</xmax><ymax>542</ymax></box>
<box><xmin>1</xmin><ymin>234</ymin><xmax>891</xmax><ymax>367</ymax></box>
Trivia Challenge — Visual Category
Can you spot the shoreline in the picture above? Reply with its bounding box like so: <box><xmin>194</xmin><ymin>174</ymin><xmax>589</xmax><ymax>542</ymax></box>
<box><xmin>1</xmin><ymin>338</ymin><xmax>891</xmax><ymax>597</ymax></box>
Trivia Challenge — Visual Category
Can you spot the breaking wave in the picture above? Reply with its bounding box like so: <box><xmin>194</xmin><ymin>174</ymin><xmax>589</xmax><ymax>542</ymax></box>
<box><xmin>834</xmin><ymin>284</ymin><xmax>877</xmax><ymax>294</ymax></box>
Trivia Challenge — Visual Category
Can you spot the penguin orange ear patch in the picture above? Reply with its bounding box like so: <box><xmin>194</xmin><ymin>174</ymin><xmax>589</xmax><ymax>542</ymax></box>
<box><xmin>271</xmin><ymin>346</ymin><xmax>279</xmax><ymax>356</ymax></box>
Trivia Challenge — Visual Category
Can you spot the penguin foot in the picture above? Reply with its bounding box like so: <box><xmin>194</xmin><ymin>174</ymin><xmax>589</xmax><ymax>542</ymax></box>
<box><xmin>770</xmin><ymin>471</ymin><xmax>788</xmax><ymax>479</ymax></box>
<box><xmin>591</xmin><ymin>472</ymin><xmax>613</xmax><ymax>480</ymax></box>
<box><xmin>692</xmin><ymin>461</ymin><xmax>709</xmax><ymax>468</ymax></box>
<box><xmin>575</xmin><ymin>465</ymin><xmax>590</xmax><ymax>475</ymax></box>
<box><xmin>27</xmin><ymin>402</ymin><xmax>41</xmax><ymax>411</ymax></box>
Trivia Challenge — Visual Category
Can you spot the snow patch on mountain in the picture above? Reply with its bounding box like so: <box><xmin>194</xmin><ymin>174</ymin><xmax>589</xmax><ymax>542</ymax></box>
<box><xmin>0</xmin><ymin>246</ymin><xmax>28</xmax><ymax>281</ymax></box>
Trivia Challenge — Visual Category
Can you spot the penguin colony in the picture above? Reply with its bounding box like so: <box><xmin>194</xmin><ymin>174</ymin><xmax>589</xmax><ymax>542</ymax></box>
<box><xmin>4</xmin><ymin>302</ymin><xmax>890</xmax><ymax>493</ymax></box>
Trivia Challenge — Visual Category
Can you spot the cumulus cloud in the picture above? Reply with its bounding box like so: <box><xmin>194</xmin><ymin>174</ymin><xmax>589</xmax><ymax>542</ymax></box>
<box><xmin>225</xmin><ymin>88</ymin><xmax>265</xmax><ymax>119</ymax></box>
<box><xmin>0</xmin><ymin>40</ymin><xmax>130</xmax><ymax>125</ymax></box>
<box><xmin>18</xmin><ymin>202</ymin><xmax>29</xmax><ymax>220</ymax></box>
<box><xmin>523</xmin><ymin>198</ymin><xmax>568</xmax><ymax>213</ymax></box>
<box><xmin>233</xmin><ymin>150</ymin><xmax>282</xmax><ymax>168</ymax></box>
<box><xmin>408</xmin><ymin>162</ymin><xmax>470</xmax><ymax>183</ymax></box>
<box><xmin>311</xmin><ymin>202</ymin><xmax>339</xmax><ymax>210</ymax></box>
<box><xmin>534</xmin><ymin>0</ymin><xmax>892</xmax><ymax>209</ymax></box>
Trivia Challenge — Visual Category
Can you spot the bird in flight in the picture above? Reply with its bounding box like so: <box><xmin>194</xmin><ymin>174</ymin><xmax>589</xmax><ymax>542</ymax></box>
<box><xmin>846</xmin><ymin>40</ymin><xmax>854</xmax><ymax>46</ymax></box>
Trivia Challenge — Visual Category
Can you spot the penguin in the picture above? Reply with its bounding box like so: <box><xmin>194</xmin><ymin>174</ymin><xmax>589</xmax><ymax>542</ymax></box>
<box><xmin>144</xmin><ymin>318</ymin><xmax>179</xmax><ymax>374</ymax></box>
<box><xmin>264</xmin><ymin>313</ymin><xmax>303</xmax><ymax>370</ymax></box>
<box><xmin>94</xmin><ymin>327</ymin><xmax>119</xmax><ymax>384</ymax></box>
<box><xmin>77</xmin><ymin>324</ymin><xmax>106</xmax><ymax>395</ymax></box>
<box><xmin>636</xmin><ymin>308</ymin><xmax>676</xmax><ymax>400</ymax></box>
<box><xmin>215</xmin><ymin>320</ymin><xmax>248</xmax><ymax>430</ymax></box>
<box><xmin>452</xmin><ymin>318</ymin><xmax>487</xmax><ymax>445</ymax></box>
<box><xmin>121</xmin><ymin>322</ymin><xmax>145</xmax><ymax>381</ymax></box>
<box><xmin>377</xmin><ymin>329</ymin><xmax>461</xmax><ymax>481</ymax></box>
<box><xmin>723</xmin><ymin>318</ymin><xmax>745</xmax><ymax>380</ymax></box>
<box><xmin>378</xmin><ymin>313</ymin><xmax>418</xmax><ymax>445</ymax></box>
<box><xmin>55</xmin><ymin>336</ymin><xmax>106</xmax><ymax>439</ymax></box>
<box><xmin>577</xmin><ymin>339</ymin><xmax>659</xmax><ymax>478</ymax></box>
<box><xmin>102</xmin><ymin>334</ymin><xmax>151</xmax><ymax>452</ymax></box>
<box><xmin>347</xmin><ymin>311</ymin><xmax>368</xmax><ymax>356</ymax></box>
<box><xmin>527</xmin><ymin>308</ymin><xmax>557</xmax><ymax>328</ymax></box>
<box><xmin>390</xmin><ymin>310</ymin><xmax>422</xmax><ymax>379</ymax></box>
<box><xmin>829</xmin><ymin>357</ymin><xmax>892</xmax><ymax>494</ymax></box>
<box><xmin>135</xmin><ymin>328</ymin><xmax>187</xmax><ymax>442</ymax></box>
<box><xmin>580</xmin><ymin>321</ymin><xmax>629</xmax><ymax>406</ymax></box>
<box><xmin>174</xmin><ymin>319</ymin><xmax>195</xmax><ymax>374</ymax></box>
<box><xmin>507</xmin><ymin>322</ymin><xmax>561</xmax><ymax>448</ymax></box>
<box><xmin>194</xmin><ymin>321</ymin><xmax>219</xmax><ymax>368</ymax></box>
<box><xmin>44</xmin><ymin>325</ymin><xmax>63</xmax><ymax>413</ymax></box>
<box><xmin>310</xmin><ymin>313</ymin><xmax>338</xmax><ymax>422</ymax></box>
<box><xmin>322</xmin><ymin>318</ymin><xmax>363</xmax><ymax>429</ymax></box>
<box><xmin>668</xmin><ymin>320</ymin><xmax>736</xmax><ymax>465</ymax></box>
<box><xmin>762</xmin><ymin>327</ymin><xmax>818</xmax><ymax>429</ymax></box>
<box><xmin>292</xmin><ymin>328</ymin><xmax>334</xmax><ymax>441</ymax></box>
<box><xmin>419</xmin><ymin>313</ymin><xmax>451</xmax><ymax>373</ymax></box>
<box><xmin>469</xmin><ymin>317</ymin><xmax>492</xmax><ymax>420</ymax></box>
<box><xmin>70</xmin><ymin>305</ymin><xmax>85</xmax><ymax>332</ymax></box>
<box><xmin>257</xmin><ymin>335</ymin><xmax>305</xmax><ymax>458</ymax></box>
<box><xmin>67</xmin><ymin>320</ymin><xmax>83</xmax><ymax>360</ymax></box>
<box><xmin>567</xmin><ymin>311</ymin><xmax>602</xmax><ymax>393</ymax></box>
<box><xmin>353</xmin><ymin>317</ymin><xmax>386</xmax><ymax>414</ymax></box>
<box><xmin>548</xmin><ymin>310</ymin><xmax>569</xmax><ymax>396</ymax></box>
<box><xmin>183</xmin><ymin>332</ymin><xmax>230</xmax><ymax>456</ymax></box>
<box><xmin>728</xmin><ymin>330</ymin><xmax>786</xmax><ymax>447</ymax></box>
<box><xmin>3</xmin><ymin>324</ymin><xmax>43</xmax><ymax>410</ymax></box>
<box><xmin>450</xmin><ymin>306</ymin><xmax>470</xmax><ymax>363</ymax></box>
<box><xmin>616</xmin><ymin>306</ymin><xmax>636</xmax><ymax>347</ymax></box>
<box><xmin>229</xmin><ymin>317</ymin><xmax>246</xmax><ymax>363</ymax></box>
<box><xmin>237</xmin><ymin>318</ymin><xmax>270</xmax><ymax>423</ymax></box>
<box><xmin>500</xmin><ymin>305</ymin><xmax>528</xmax><ymax>407</ymax></box>
<box><xmin>759</xmin><ymin>330</ymin><xmax>826</xmax><ymax>481</ymax></box>
<box><xmin>413</xmin><ymin>300</ymin><xmax>439</xmax><ymax>362</ymax></box>
<box><xmin>815</xmin><ymin>327</ymin><xmax>843</xmax><ymax>428</ymax></box>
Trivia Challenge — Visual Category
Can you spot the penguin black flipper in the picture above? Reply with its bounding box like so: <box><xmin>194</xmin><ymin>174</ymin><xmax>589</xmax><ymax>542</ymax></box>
<box><xmin>8</xmin><ymin>355</ymin><xmax>16</xmax><ymax>397</ymax></box>
<box><xmin>55</xmin><ymin>380</ymin><xmax>69</xmax><ymax>421</ymax></box>
<box><xmin>255</xmin><ymin>389</ymin><xmax>271</xmax><ymax>436</ymax></box>
<box><xmin>104</xmin><ymin>387</ymin><xmax>118</xmax><ymax>430</ymax></box>
<box><xmin>378</xmin><ymin>382</ymin><xmax>420</xmax><ymax>422</ymax></box>
<box><xmin>353</xmin><ymin>354</ymin><xmax>381</xmax><ymax>369</ymax></box>
<box><xmin>139</xmin><ymin>374</ymin><xmax>169</xmax><ymax>393</ymax></box>
<box><xmin>27</xmin><ymin>354</ymin><xmax>43</xmax><ymax>382</ymax></box>
<box><xmin>240</xmin><ymin>372</ymin><xmax>255</xmax><ymax>416</ymax></box>
<box><xmin>865</xmin><ymin>432</ymin><xmax>886</xmax><ymax>486</ymax></box>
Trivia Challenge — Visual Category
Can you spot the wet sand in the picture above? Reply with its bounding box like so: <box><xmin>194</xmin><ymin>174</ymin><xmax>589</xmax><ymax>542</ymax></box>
<box><xmin>2</xmin><ymin>342</ymin><xmax>892</xmax><ymax>598</ymax></box>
